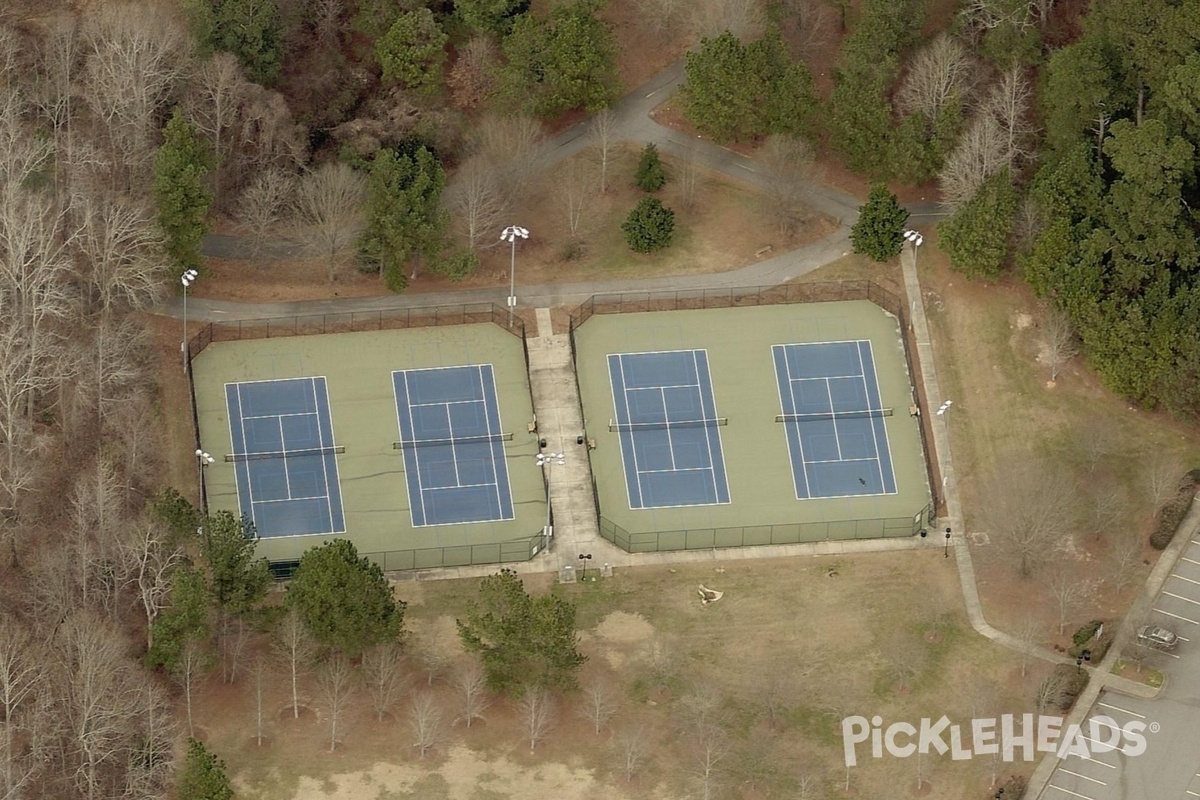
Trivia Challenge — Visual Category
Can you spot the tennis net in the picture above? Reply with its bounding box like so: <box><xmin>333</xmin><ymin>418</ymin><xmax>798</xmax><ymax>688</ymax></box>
<box><xmin>392</xmin><ymin>432</ymin><xmax>513</xmax><ymax>449</ymax></box>
<box><xmin>225</xmin><ymin>446</ymin><xmax>344</xmax><ymax>463</ymax></box>
<box><xmin>608</xmin><ymin>417</ymin><xmax>728</xmax><ymax>433</ymax></box>
<box><xmin>775</xmin><ymin>408</ymin><xmax>892</xmax><ymax>423</ymax></box>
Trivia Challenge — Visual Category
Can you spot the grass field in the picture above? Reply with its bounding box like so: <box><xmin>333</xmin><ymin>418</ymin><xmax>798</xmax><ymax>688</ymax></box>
<box><xmin>199</xmin><ymin>551</ymin><xmax>1035</xmax><ymax>800</ymax></box>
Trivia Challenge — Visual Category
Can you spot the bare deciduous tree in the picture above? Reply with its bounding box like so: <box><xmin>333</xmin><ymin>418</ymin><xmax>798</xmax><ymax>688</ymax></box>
<box><xmin>273</xmin><ymin>609</ymin><xmax>316</xmax><ymax>718</ymax></box>
<box><xmin>361</xmin><ymin>643</ymin><xmax>406</xmax><ymax>722</ymax></box>
<box><xmin>587</xmin><ymin>108</ymin><xmax>618</xmax><ymax>194</ymax></box>
<box><xmin>470</xmin><ymin>113</ymin><xmax>545</xmax><ymax>199</ymax></box>
<box><xmin>984</xmin><ymin>454</ymin><xmax>1078</xmax><ymax>579</ymax></box>
<box><xmin>251</xmin><ymin>653</ymin><xmax>268</xmax><ymax>746</ymax></box>
<box><xmin>678</xmin><ymin>141</ymin><xmax>700</xmax><ymax>211</ymax></box>
<box><xmin>614</xmin><ymin>724</ymin><xmax>650</xmax><ymax>780</ymax></box>
<box><xmin>0</xmin><ymin>616</ymin><xmax>45</xmax><ymax>799</ymax></box>
<box><xmin>556</xmin><ymin>158</ymin><xmax>594</xmax><ymax>240</ymax></box>
<box><xmin>518</xmin><ymin>687</ymin><xmax>555</xmax><ymax>751</ymax></box>
<box><xmin>895</xmin><ymin>34</ymin><xmax>974</xmax><ymax>121</ymax></box>
<box><xmin>690</xmin><ymin>722</ymin><xmax>730</xmax><ymax>800</ymax></box>
<box><xmin>188</xmin><ymin>52</ymin><xmax>246</xmax><ymax>209</ymax></box>
<box><xmin>1143</xmin><ymin>452</ymin><xmax>1187</xmax><ymax>511</ymax></box>
<box><xmin>318</xmin><ymin>654</ymin><xmax>356</xmax><ymax>752</ymax></box>
<box><xmin>630</xmin><ymin>0</ymin><xmax>686</xmax><ymax>36</ymax></box>
<box><xmin>81</xmin><ymin>5</ymin><xmax>188</xmax><ymax>192</ymax></box>
<box><xmin>176</xmin><ymin>640</ymin><xmax>210</xmax><ymax>737</ymax></box>
<box><xmin>236</xmin><ymin>168</ymin><xmax>294</xmax><ymax>258</ymax></box>
<box><xmin>69</xmin><ymin>192</ymin><xmax>164</xmax><ymax>314</ymax></box>
<box><xmin>938</xmin><ymin>112</ymin><xmax>1007</xmax><ymax>211</ymax></box>
<box><xmin>579</xmin><ymin>679</ymin><xmax>617</xmax><ymax>734</ymax></box>
<box><xmin>982</xmin><ymin>66</ymin><xmax>1035</xmax><ymax>169</ymax></box>
<box><xmin>446</xmin><ymin>156</ymin><xmax>508</xmax><ymax>253</ymax></box>
<box><xmin>1043</xmin><ymin>308</ymin><xmax>1078</xmax><ymax>382</ymax></box>
<box><xmin>1047</xmin><ymin>569</ymin><xmax>1088</xmax><ymax>635</ymax></box>
<box><xmin>119</xmin><ymin>518</ymin><xmax>183</xmax><ymax>649</ymax></box>
<box><xmin>453</xmin><ymin>661</ymin><xmax>490</xmax><ymax>728</ymax></box>
<box><xmin>1106</xmin><ymin>532</ymin><xmax>1144</xmax><ymax>599</ymax></box>
<box><xmin>291</xmin><ymin>162</ymin><xmax>366</xmax><ymax>283</ymax></box>
<box><xmin>237</xmin><ymin>83</ymin><xmax>307</xmax><ymax>175</ymax></box>
<box><xmin>694</xmin><ymin>0</ymin><xmax>765</xmax><ymax>41</ymax></box>
<box><xmin>1033</xmin><ymin>671</ymin><xmax>1066</xmax><ymax>712</ymax></box>
<box><xmin>642</xmin><ymin>635</ymin><xmax>681</xmax><ymax>691</ymax></box>
<box><xmin>774</xmin><ymin>0</ymin><xmax>834</xmax><ymax>61</ymax></box>
<box><xmin>448</xmin><ymin>36</ymin><xmax>499</xmax><ymax>109</ymax></box>
<box><xmin>1013</xmin><ymin>615</ymin><xmax>1040</xmax><ymax>678</ymax></box>
<box><xmin>409</xmin><ymin>692</ymin><xmax>445</xmax><ymax>758</ymax></box>
<box><xmin>758</xmin><ymin>134</ymin><xmax>814</xmax><ymax>236</ymax></box>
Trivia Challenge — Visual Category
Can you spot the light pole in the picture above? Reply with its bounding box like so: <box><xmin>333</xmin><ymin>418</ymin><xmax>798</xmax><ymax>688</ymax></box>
<box><xmin>536</xmin><ymin>451</ymin><xmax>563</xmax><ymax>540</ymax></box>
<box><xmin>181</xmin><ymin>269</ymin><xmax>199</xmax><ymax>372</ymax></box>
<box><xmin>944</xmin><ymin>526</ymin><xmax>951</xmax><ymax>558</ymax></box>
<box><xmin>195</xmin><ymin>449</ymin><xmax>214</xmax><ymax>514</ymax></box>
<box><xmin>578</xmin><ymin>553</ymin><xmax>592</xmax><ymax>580</ymax></box>
<box><xmin>500</xmin><ymin>225</ymin><xmax>529</xmax><ymax>328</ymax></box>
<box><xmin>903</xmin><ymin>229</ymin><xmax>922</xmax><ymax>326</ymax></box>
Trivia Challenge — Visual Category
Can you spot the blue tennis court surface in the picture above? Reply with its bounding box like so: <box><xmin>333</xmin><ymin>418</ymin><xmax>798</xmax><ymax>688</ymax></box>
<box><xmin>225</xmin><ymin>377</ymin><xmax>346</xmax><ymax>537</ymax></box>
<box><xmin>608</xmin><ymin>350</ymin><xmax>730</xmax><ymax>509</ymax></box>
<box><xmin>773</xmin><ymin>341</ymin><xmax>897</xmax><ymax>499</ymax></box>
<box><xmin>393</xmin><ymin>365</ymin><xmax>515</xmax><ymax>527</ymax></box>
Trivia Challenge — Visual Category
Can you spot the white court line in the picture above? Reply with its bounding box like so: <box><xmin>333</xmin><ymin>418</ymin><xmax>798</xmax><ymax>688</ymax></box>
<box><xmin>616</xmin><ymin>355</ymin><xmax>647</xmax><ymax>509</ymax></box>
<box><xmin>1163</xmin><ymin>590</ymin><xmax>1200</xmax><ymax>606</ymax></box>
<box><xmin>658</xmin><ymin>388</ymin><xmax>679</xmax><ymax>472</ymax></box>
<box><xmin>639</xmin><ymin>466</ymin><xmax>718</xmax><ymax>474</ymax></box>
<box><xmin>1154</xmin><ymin>608</ymin><xmax>1199</xmax><ymax>625</ymax></box>
<box><xmin>1097</xmin><ymin>701</ymin><xmax>1144</xmax><ymax>718</ymax></box>
<box><xmin>240</xmin><ymin>410</ymin><xmax>320</xmax><ymax>419</ymax></box>
<box><xmin>397</xmin><ymin>371</ymin><xmax>430</xmax><ymax>527</ymax></box>
<box><xmin>803</xmin><ymin>456</ymin><xmax>881</xmax><ymax>465</ymax></box>
<box><xmin>781</xmin><ymin>350</ymin><xmax>817</xmax><ymax>497</ymax></box>
<box><xmin>255</xmin><ymin>494</ymin><xmax>330</xmax><ymax>504</ymax></box>
<box><xmin>791</xmin><ymin>372</ymin><xmax>868</xmax><ymax>381</ymax></box>
<box><xmin>693</xmin><ymin>350</ymin><xmax>722</xmax><ymax>503</ymax></box>
<box><xmin>1058</xmin><ymin>769</ymin><xmax>1106</xmax><ymax>787</ymax></box>
<box><xmin>310</xmin><ymin>378</ymin><xmax>335</xmax><ymax>533</ymax></box>
<box><xmin>1046</xmin><ymin>783</ymin><xmax>1096</xmax><ymax>799</ymax></box>
<box><xmin>822</xmin><ymin>378</ymin><xmax>845</xmax><ymax>460</ymax></box>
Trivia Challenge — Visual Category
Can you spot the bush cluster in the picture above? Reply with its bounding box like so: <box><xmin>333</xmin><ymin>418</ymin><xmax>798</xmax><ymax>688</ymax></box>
<box><xmin>1051</xmin><ymin>663</ymin><xmax>1089</xmax><ymax>711</ymax></box>
<box><xmin>1067</xmin><ymin>620</ymin><xmax>1111</xmax><ymax>662</ymax></box>
<box><xmin>1149</xmin><ymin>483</ymin><xmax>1197</xmax><ymax>550</ymax></box>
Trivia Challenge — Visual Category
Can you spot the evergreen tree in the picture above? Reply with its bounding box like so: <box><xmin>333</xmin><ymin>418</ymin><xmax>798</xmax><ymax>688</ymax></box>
<box><xmin>938</xmin><ymin>170</ymin><xmax>1019</xmax><ymax>280</ymax></box>
<box><xmin>153</xmin><ymin>110</ymin><xmax>214</xmax><ymax>278</ymax></box>
<box><xmin>177</xmin><ymin>738</ymin><xmax>234</xmax><ymax>800</ymax></box>
<box><xmin>850</xmin><ymin>185</ymin><xmax>908</xmax><ymax>262</ymax></box>
<box><xmin>457</xmin><ymin>569</ymin><xmax>585</xmax><ymax>695</ymax></box>
<box><xmin>286</xmin><ymin>539</ymin><xmax>406</xmax><ymax>658</ymax></box>
<box><xmin>359</xmin><ymin>146</ymin><xmax>449</xmax><ymax>292</ymax></box>
<box><xmin>621</xmin><ymin>197</ymin><xmax>675</xmax><ymax>253</ymax></box>
<box><xmin>634</xmin><ymin>143</ymin><xmax>666</xmax><ymax>192</ymax></box>
<box><xmin>377</xmin><ymin>9</ymin><xmax>448</xmax><ymax>95</ymax></box>
<box><xmin>456</xmin><ymin>0</ymin><xmax>529</xmax><ymax>35</ymax></box>
<box><xmin>146</xmin><ymin>567</ymin><xmax>211</xmax><ymax>671</ymax></box>
<box><xmin>499</xmin><ymin>0</ymin><xmax>617</xmax><ymax>117</ymax></box>
<box><xmin>188</xmin><ymin>0</ymin><xmax>284</xmax><ymax>85</ymax></box>
<box><xmin>200</xmin><ymin>512</ymin><xmax>270</xmax><ymax>622</ymax></box>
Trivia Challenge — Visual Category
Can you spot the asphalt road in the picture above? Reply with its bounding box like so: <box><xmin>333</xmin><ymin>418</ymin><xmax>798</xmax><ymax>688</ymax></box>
<box><xmin>1040</xmin><ymin>533</ymin><xmax>1200</xmax><ymax>800</ymax></box>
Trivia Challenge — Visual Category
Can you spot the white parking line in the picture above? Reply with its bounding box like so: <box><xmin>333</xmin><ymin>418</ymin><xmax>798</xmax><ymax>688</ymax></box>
<box><xmin>1163</xmin><ymin>590</ymin><xmax>1200</xmax><ymax>606</ymax></box>
<box><xmin>1047</xmin><ymin>784</ymin><xmax>1096</xmax><ymax>799</ymax></box>
<box><xmin>1172</xmin><ymin>574</ymin><xmax>1200</xmax><ymax>587</ymax></box>
<box><xmin>1181</xmin><ymin>556</ymin><xmax>1200</xmax><ymax>566</ymax></box>
<box><xmin>1154</xmin><ymin>608</ymin><xmax>1200</xmax><ymax>625</ymax></box>
<box><xmin>1065</xmin><ymin>752</ymin><xmax>1116</xmax><ymax>769</ymax></box>
<box><xmin>1186</xmin><ymin>790</ymin><xmax>1200</xmax><ymax>797</ymax></box>
<box><xmin>1058</xmin><ymin>769</ymin><xmax>1107</xmax><ymax>786</ymax></box>
<box><xmin>1097</xmin><ymin>701</ymin><xmax>1145</xmax><ymax>719</ymax></box>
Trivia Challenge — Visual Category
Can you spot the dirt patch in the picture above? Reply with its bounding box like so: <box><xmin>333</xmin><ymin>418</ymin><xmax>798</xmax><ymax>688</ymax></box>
<box><xmin>589</xmin><ymin>611</ymin><xmax>656</xmax><ymax>669</ymax></box>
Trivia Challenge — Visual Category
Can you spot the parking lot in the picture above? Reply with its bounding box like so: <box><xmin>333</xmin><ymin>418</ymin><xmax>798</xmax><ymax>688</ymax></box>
<box><xmin>1041</xmin><ymin>533</ymin><xmax>1200</xmax><ymax>799</ymax></box>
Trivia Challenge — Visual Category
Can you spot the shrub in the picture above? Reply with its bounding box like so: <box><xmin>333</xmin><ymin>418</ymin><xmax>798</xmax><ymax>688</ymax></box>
<box><xmin>1149</xmin><ymin>484</ymin><xmax>1197</xmax><ymax>550</ymax></box>
<box><xmin>634</xmin><ymin>143</ymin><xmax>666</xmax><ymax>192</ymax></box>
<box><xmin>1072</xmin><ymin>620</ymin><xmax>1104</xmax><ymax>648</ymax></box>
<box><xmin>990</xmin><ymin>774</ymin><xmax>1027</xmax><ymax>799</ymax></box>
<box><xmin>622</xmin><ymin>197</ymin><xmax>675</xmax><ymax>253</ymax></box>
<box><xmin>1051</xmin><ymin>663</ymin><xmax>1089</xmax><ymax>711</ymax></box>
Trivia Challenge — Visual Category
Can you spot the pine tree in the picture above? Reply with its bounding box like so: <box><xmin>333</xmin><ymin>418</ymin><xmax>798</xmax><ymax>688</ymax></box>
<box><xmin>153</xmin><ymin>110</ymin><xmax>214</xmax><ymax>277</ymax></box>
<box><xmin>177</xmin><ymin>738</ymin><xmax>234</xmax><ymax>800</ymax></box>
<box><xmin>850</xmin><ymin>185</ymin><xmax>909</xmax><ymax>262</ymax></box>
<box><xmin>621</xmin><ymin>197</ymin><xmax>675</xmax><ymax>253</ymax></box>
<box><xmin>634</xmin><ymin>144</ymin><xmax>666</xmax><ymax>192</ymax></box>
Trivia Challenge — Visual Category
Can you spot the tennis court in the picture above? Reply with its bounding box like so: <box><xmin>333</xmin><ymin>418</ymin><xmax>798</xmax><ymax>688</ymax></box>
<box><xmin>392</xmin><ymin>365</ymin><xmax>515</xmax><ymax>527</ymax></box>
<box><xmin>607</xmin><ymin>350</ymin><xmax>730</xmax><ymax>509</ymax></box>
<box><xmin>225</xmin><ymin>377</ymin><xmax>346</xmax><ymax>537</ymax></box>
<box><xmin>772</xmin><ymin>341</ymin><xmax>897</xmax><ymax>499</ymax></box>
